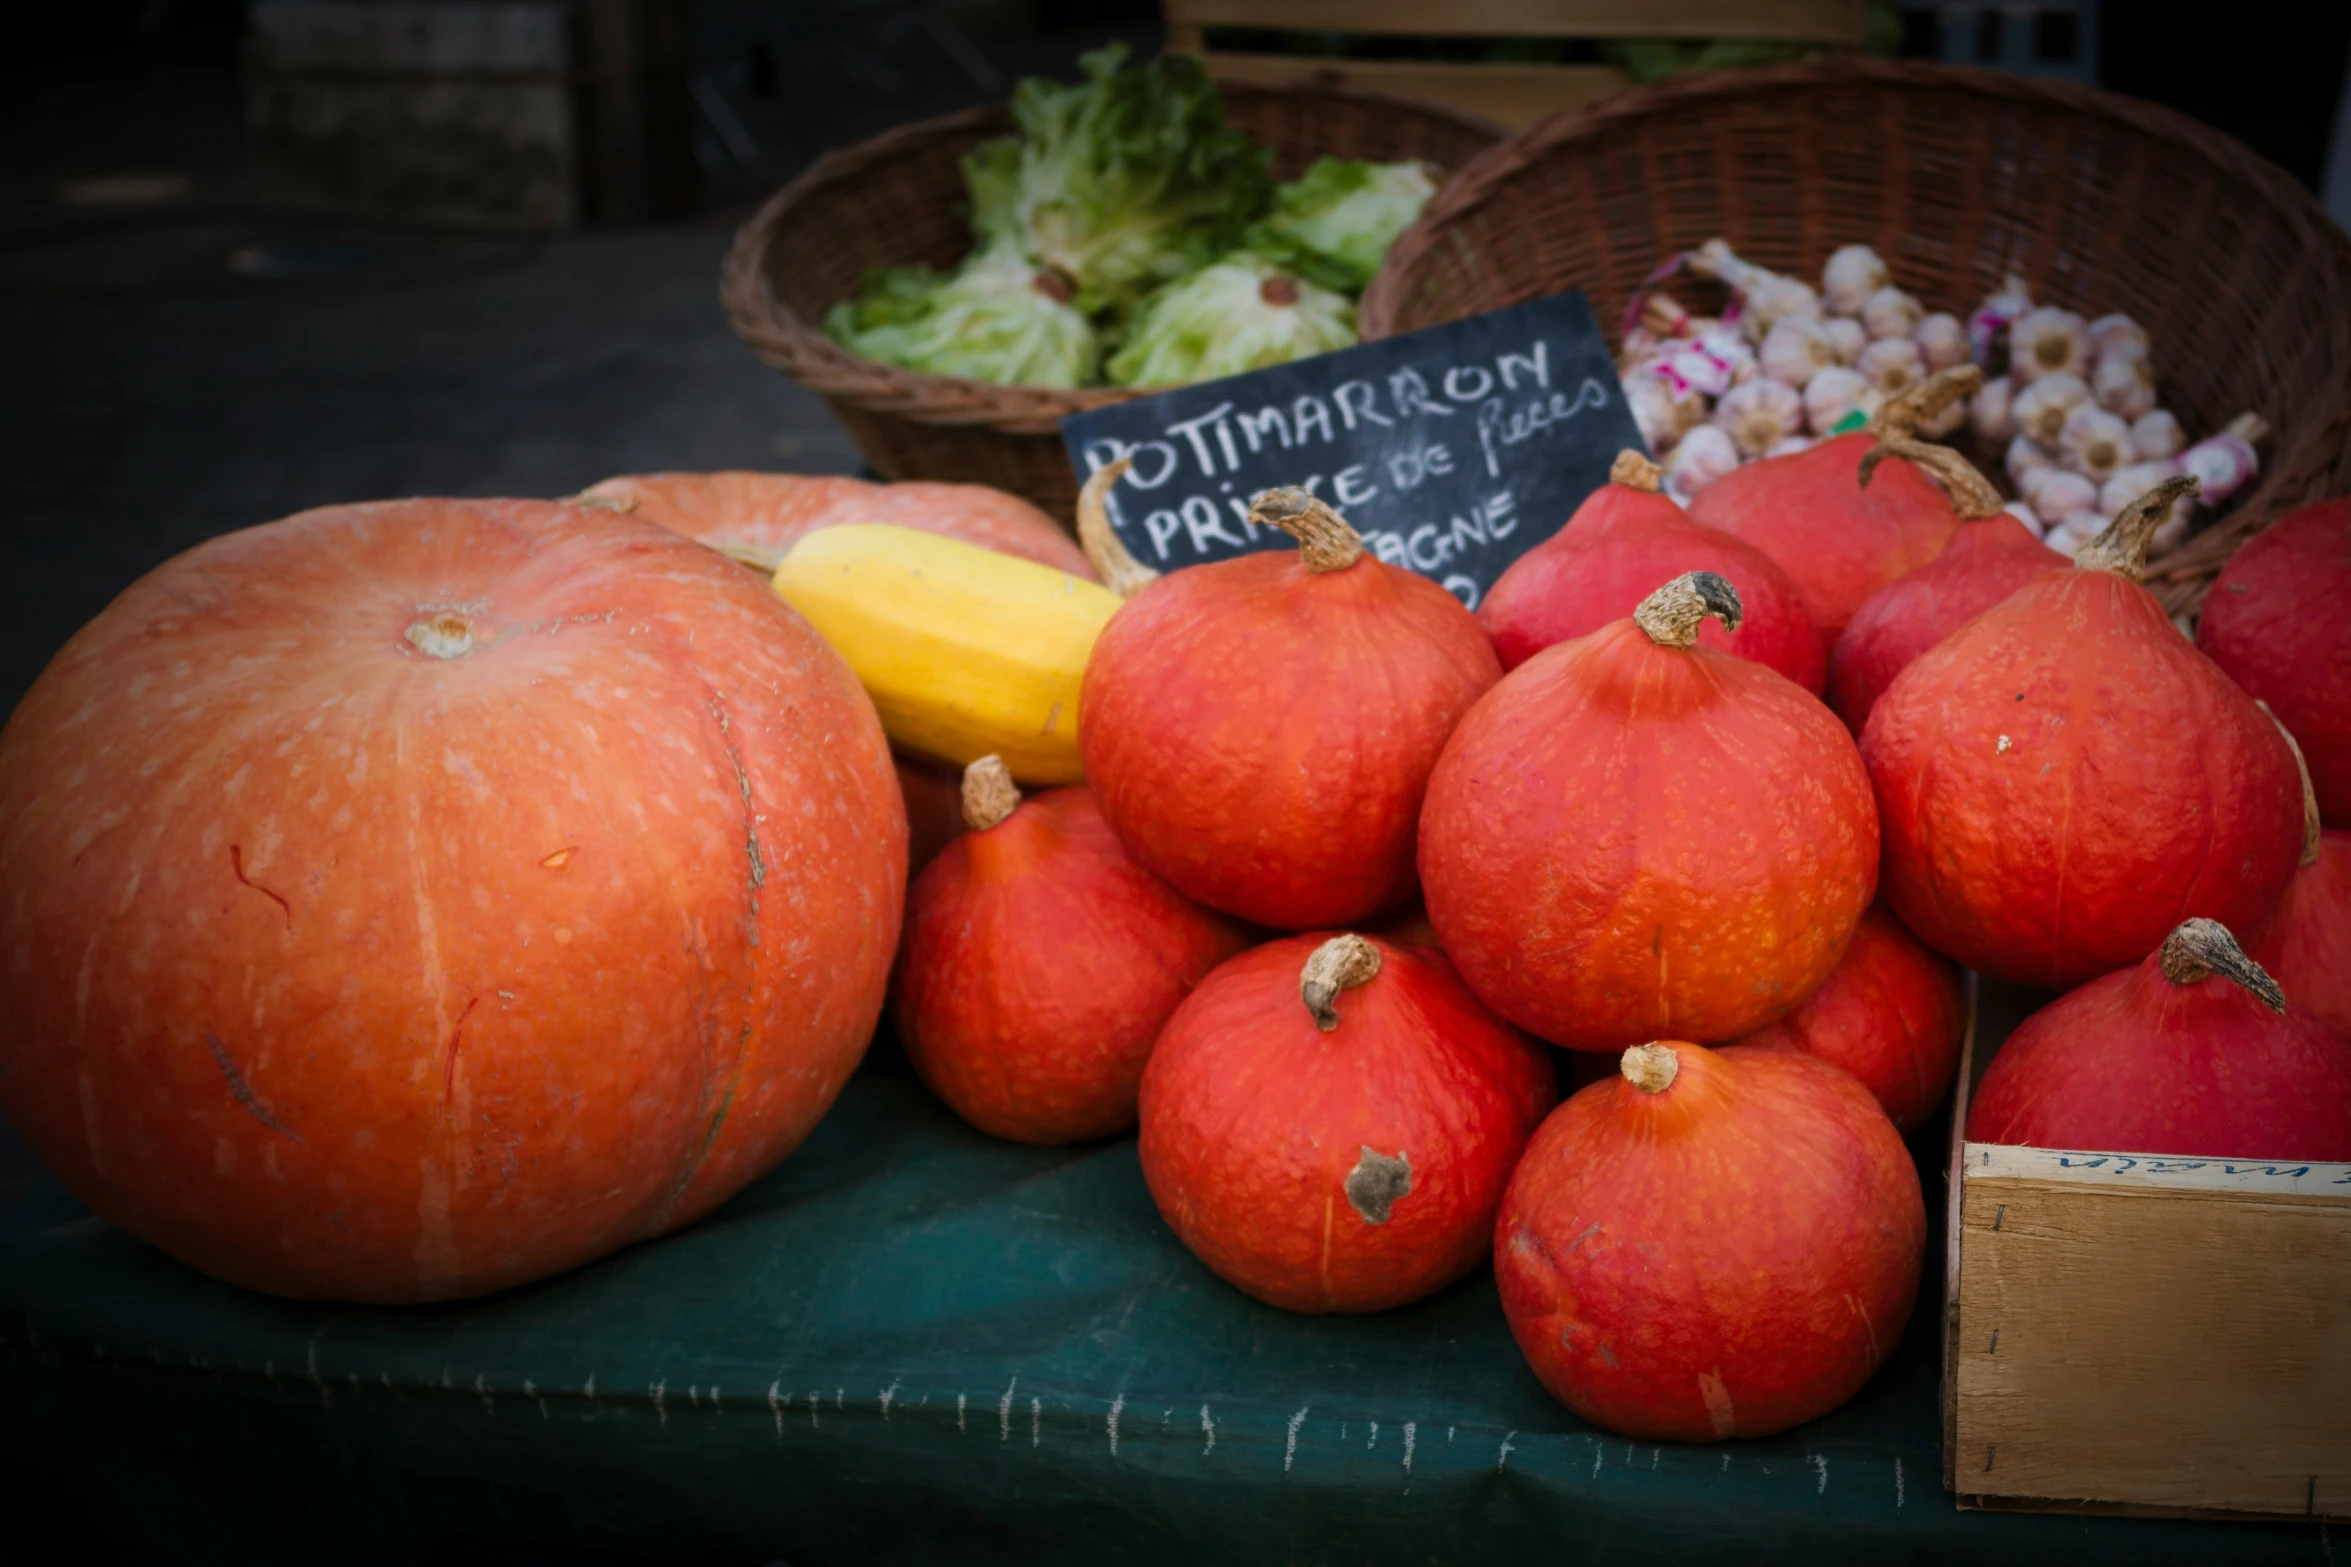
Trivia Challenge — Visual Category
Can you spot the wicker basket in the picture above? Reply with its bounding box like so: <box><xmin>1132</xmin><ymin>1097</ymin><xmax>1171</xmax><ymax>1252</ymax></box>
<box><xmin>1361</xmin><ymin>59</ymin><xmax>2351</xmax><ymax>617</ymax></box>
<box><xmin>721</xmin><ymin>83</ymin><xmax>1503</xmax><ymax>524</ymax></box>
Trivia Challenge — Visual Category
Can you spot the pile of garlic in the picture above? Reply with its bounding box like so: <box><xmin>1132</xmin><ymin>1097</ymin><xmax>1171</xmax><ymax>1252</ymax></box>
<box><xmin>1617</xmin><ymin>241</ymin><xmax>2267</xmax><ymax>560</ymax></box>
<box><xmin>1963</xmin><ymin>273</ymin><xmax>2265</xmax><ymax>559</ymax></box>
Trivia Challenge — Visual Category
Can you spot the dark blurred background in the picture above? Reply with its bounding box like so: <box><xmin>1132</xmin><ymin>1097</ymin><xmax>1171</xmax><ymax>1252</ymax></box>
<box><xmin>1</xmin><ymin>1</ymin><xmax>2348</xmax><ymax>1188</ymax></box>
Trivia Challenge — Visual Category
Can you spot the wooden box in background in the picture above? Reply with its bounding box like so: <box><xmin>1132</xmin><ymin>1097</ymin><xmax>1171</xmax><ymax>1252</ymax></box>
<box><xmin>1942</xmin><ymin>980</ymin><xmax>2351</xmax><ymax>1522</ymax></box>
<box><xmin>1162</xmin><ymin>0</ymin><xmax>1870</xmax><ymax>129</ymax></box>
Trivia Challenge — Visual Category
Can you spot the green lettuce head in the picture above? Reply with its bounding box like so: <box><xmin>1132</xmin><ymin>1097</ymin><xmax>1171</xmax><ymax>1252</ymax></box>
<box><xmin>1105</xmin><ymin>254</ymin><xmax>1355</xmax><ymax>389</ymax></box>
<box><xmin>825</xmin><ymin>246</ymin><xmax>1101</xmax><ymax>388</ymax></box>
<box><xmin>1250</xmin><ymin>158</ymin><xmax>1438</xmax><ymax>293</ymax></box>
<box><xmin>959</xmin><ymin>45</ymin><xmax>1272</xmax><ymax>307</ymax></box>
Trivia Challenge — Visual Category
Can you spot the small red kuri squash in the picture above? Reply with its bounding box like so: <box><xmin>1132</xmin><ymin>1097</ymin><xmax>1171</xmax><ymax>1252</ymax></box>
<box><xmin>2197</xmin><ymin>496</ymin><xmax>2351</xmax><ymax>826</ymax></box>
<box><xmin>1139</xmin><ymin>933</ymin><xmax>1555</xmax><ymax>1313</ymax></box>
<box><xmin>894</xmin><ymin>757</ymin><xmax>1249</xmax><ymax>1144</ymax></box>
<box><xmin>1479</xmin><ymin>450</ymin><xmax>1824</xmax><ymax>690</ymax></box>
<box><xmin>1495</xmin><ymin>1042</ymin><xmax>1925</xmax><ymax>1440</ymax></box>
<box><xmin>0</xmin><ymin>498</ymin><xmax>907</xmax><ymax>1302</ymax></box>
<box><xmin>1687</xmin><ymin>368</ymin><xmax>1981</xmax><ymax>641</ymax></box>
<box><xmin>1827</xmin><ymin>441</ymin><xmax>2066</xmax><ymax>732</ymax></box>
<box><xmin>1863</xmin><ymin>478</ymin><xmax>2305</xmax><ymax>989</ymax></box>
<box><xmin>1081</xmin><ymin>489</ymin><xmax>1501</xmax><ymax>928</ymax></box>
<box><xmin>1422</xmin><ymin>571</ymin><xmax>1879</xmax><ymax>1051</ymax></box>
<box><xmin>1968</xmin><ymin>919</ymin><xmax>2351</xmax><ymax>1159</ymax></box>
<box><xmin>580</xmin><ymin>469</ymin><xmax>1097</xmax><ymax>579</ymax></box>
<box><xmin>1732</xmin><ymin>903</ymin><xmax>1963</xmax><ymax>1131</ymax></box>
<box><xmin>2246</xmin><ymin>728</ymin><xmax>2351</xmax><ymax>1039</ymax></box>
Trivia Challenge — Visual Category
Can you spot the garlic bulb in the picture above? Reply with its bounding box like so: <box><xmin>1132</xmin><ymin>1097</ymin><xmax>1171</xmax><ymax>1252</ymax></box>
<box><xmin>1916</xmin><ymin>394</ymin><xmax>1967</xmax><ymax>440</ymax></box>
<box><xmin>1713</xmin><ymin>376</ymin><xmax>1805</xmax><ymax>457</ymax></box>
<box><xmin>1621</xmin><ymin>369</ymin><xmax>1704</xmax><ymax>454</ymax></box>
<box><xmin>2053</xmin><ymin>510</ymin><xmax>2112</xmax><ymax>558</ymax></box>
<box><xmin>2130</xmin><ymin>408</ymin><xmax>2183</xmax><ymax>461</ymax></box>
<box><xmin>1761</xmin><ymin>316</ymin><xmax>1838</xmax><ymax>386</ymax></box>
<box><xmin>1856</xmin><ymin>336</ymin><xmax>1926</xmax><ymax>397</ymax></box>
<box><xmin>1822</xmin><ymin>317</ymin><xmax>1868</xmax><ymax>366</ymax></box>
<box><xmin>1970</xmin><ymin>375</ymin><xmax>2017</xmax><ymax>444</ymax></box>
<box><xmin>2001</xmin><ymin>499</ymin><xmax>2047</xmax><ymax>539</ymax></box>
<box><xmin>2024</xmin><ymin>467</ymin><xmax>2098</xmax><ymax>525</ymax></box>
<box><xmin>2179</xmin><ymin>413</ymin><xmax>2267</xmax><ymax>506</ymax></box>
<box><xmin>1766</xmin><ymin>434</ymin><xmax>1815</xmax><ymax>459</ymax></box>
<box><xmin>2058</xmin><ymin>404</ymin><xmax>2133</xmax><ymax>484</ymax></box>
<box><xmin>1967</xmin><ymin>273</ymin><xmax>2033</xmax><ymax>365</ymax></box>
<box><xmin>2100</xmin><ymin>458</ymin><xmax>2185</xmax><ymax>518</ymax></box>
<box><xmin>1821</xmin><ymin>244</ymin><xmax>1891</xmax><ymax>316</ymax></box>
<box><xmin>1663</xmin><ymin>343</ymin><xmax>1735</xmax><ymax>400</ymax></box>
<box><xmin>1914</xmin><ymin>312</ymin><xmax>1968</xmax><ymax>371</ymax></box>
<box><xmin>2092</xmin><ymin>351</ymin><xmax>2156</xmax><ymax>421</ymax></box>
<box><xmin>1802</xmin><ymin>366</ymin><xmax>1873</xmax><ymax>435</ymax></box>
<box><xmin>2008</xmin><ymin>307</ymin><xmax>2089</xmax><ymax>384</ymax></box>
<box><xmin>1862</xmin><ymin>286</ymin><xmax>1923</xmax><ymax>341</ymax></box>
<box><xmin>1663</xmin><ymin>423</ymin><xmax>1740</xmax><ymax>501</ymax></box>
<box><xmin>2006</xmin><ymin>433</ymin><xmax>2056</xmax><ymax>488</ymax></box>
<box><xmin>2087</xmin><ymin>313</ymin><xmax>2150</xmax><ymax>362</ymax></box>
<box><xmin>1742</xmin><ymin>274</ymin><xmax>1823</xmax><ymax>345</ymax></box>
<box><xmin>2012</xmin><ymin>371</ymin><xmax>2090</xmax><ymax>449</ymax></box>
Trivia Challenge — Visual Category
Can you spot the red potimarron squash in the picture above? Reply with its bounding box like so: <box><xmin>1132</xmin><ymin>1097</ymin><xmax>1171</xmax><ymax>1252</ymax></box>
<box><xmin>2197</xmin><ymin>496</ymin><xmax>2351</xmax><ymax>826</ymax></box>
<box><xmin>1863</xmin><ymin>477</ymin><xmax>2305</xmax><ymax>989</ymax></box>
<box><xmin>0</xmin><ymin>498</ymin><xmax>907</xmax><ymax>1302</ymax></box>
<box><xmin>1827</xmin><ymin>443</ymin><xmax>2066</xmax><ymax>732</ymax></box>
<box><xmin>1968</xmin><ymin>919</ymin><xmax>2351</xmax><ymax>1159</ymax></box>
<box><xmin>1422</xmin><ymin>572</ymin><xmax>1879</xmax><ymax>1051</ymax></box>
<box><xmin>1139</xmin><ymin>933</ymin><xmax>1554</xmax><ymax>1312</ymax></box>
<box><xmin>1731</xmin><ymin>903</ymin><xmax>1963</xmax><ymax>1131</ymax></box>
<box><xmin>1081</xmin><ymin>489</ymin><xmax>1501</xmax><ymax>928</ymax></box>
<box><xmin>1478</xmin><ymin>450</ymin><xmax>1824</xmax><ymax>691</ymax></box>
<box><xmin>894</xmin><ymin>756</ymin><xmax>1248</xmax><ymax>1144</ymax></box>
<box><xmin>2246</xmin><ymin>729</ymin><xmax>2351</xmax><ymax>1038</ymax></box>
<box><xmin>1688</xmin><ymin>368</ymin><xmax>1981</xmax><ymax>641</ymax></box>
<box><xmin>580</xmin><ymin>470</ymin><xmax>1097</xmax><ymax>579</ymax></box>
<box><xmin>1495</xmin><ymin>1042</ymin><xmax>1925</xmax><ymax>1439</ymax></box>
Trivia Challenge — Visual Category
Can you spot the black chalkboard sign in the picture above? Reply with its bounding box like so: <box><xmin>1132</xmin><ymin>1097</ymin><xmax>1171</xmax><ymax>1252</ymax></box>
<box><xmin>1060</xmin><ymin>290</ymin><xmax>1645</xmax><ymax>609</ymax></box>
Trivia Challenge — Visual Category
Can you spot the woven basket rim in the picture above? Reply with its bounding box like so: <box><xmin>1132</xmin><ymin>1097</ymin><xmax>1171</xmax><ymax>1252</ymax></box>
<box><xmin>720</xmin><ymin>82</ymin><xmax>1508</xmax><ymax>439</ymax></box>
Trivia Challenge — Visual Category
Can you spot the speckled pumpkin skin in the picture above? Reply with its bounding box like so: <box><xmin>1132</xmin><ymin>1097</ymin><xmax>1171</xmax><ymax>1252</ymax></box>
<box><xmin>1480</xmin><ymin>478</ymin><xmax>1825</xmax><ymax>691</ymax></box>
<box><xmin>1495</xmin><ymin>1044</ymin><xmax>1924</xmax><ymax>1440</ymax></box>
<box><xmin>1828</xmin><ymin>513</ymin><xmax>2065</xmax><ymax>733</ymax></box>
<box><xmin>1861</xmin><ymin>560</ymin><xmax>2303</xmax><ymax>991</ymax></box>
<box><xmin>1732</xmin><ymin>904</ymin><xmax>1963</xmax><ymax>1130</ymax></box>
<box><xmin>0</xmin><ymin>498</ymin><xmax>906</xmax><ymax>1302</ymax></box>
<box><xmin>1967</xmin><ymin>940</ymin><xmax>2351</xmax><ymax>1161</ymax></box>
<box><xmin>1080</xmin><ymin>551</ymin><xmax>1501</xmax><ymax>929</ymax></box>
<box><xmin>1688</xmin><ymin>433</ymin><xmax>1961</xmax><ymax>643</ymax></box>
<box><xmin>894</xmin><ymin>786</ymin><xmax>1248</xmax><ymax>1144</ymax></box>
<box><xmin>2197</xmin><ymin>497</ymin><xmax>2351</xmax><ymax>826</ymax></box>
<box><xmin>1138</xmin><ymin>934</ymin><xmax>1555</xmax><ymax>1313</ymax></box>
<box><xmin>1419</xmin><ymin>619</ymin><xmax>1879</xmax><ymax>1051</ymax></box>
<box><xmin>2248</xmin><ymin>829</ymin><xmax>2351</xmax><ymax>1040</ymax></box>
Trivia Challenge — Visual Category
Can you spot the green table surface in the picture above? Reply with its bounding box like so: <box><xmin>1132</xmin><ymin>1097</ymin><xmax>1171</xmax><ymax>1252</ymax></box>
<box><xmin>0</xmin><ymin>1031</ymin><xmax>2335</xmax><ymax>1566</ymax></box>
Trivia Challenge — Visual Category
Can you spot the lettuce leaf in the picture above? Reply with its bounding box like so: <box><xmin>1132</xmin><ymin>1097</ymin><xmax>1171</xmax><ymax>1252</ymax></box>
<box><xmin>1105</xmin><ymin>254</ymin><xmax>1354</xmax><ymax>388</ymax></box>
<box><xmin>825</xmin><ymin>246</ymin><xmax>1101</xmax><ymax>388</ymax></box>
<box><xmin>1248</xmin><ymin>158</ymin><xmax>1437</xmax><ymax>293</ymax></box>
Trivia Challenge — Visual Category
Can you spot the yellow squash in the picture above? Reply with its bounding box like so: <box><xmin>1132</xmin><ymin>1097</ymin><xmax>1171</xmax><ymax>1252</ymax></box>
<box><xmin>769</xmin><ymin>523</ymin><xmax>1121</xmax><ymax>784</ymax></box>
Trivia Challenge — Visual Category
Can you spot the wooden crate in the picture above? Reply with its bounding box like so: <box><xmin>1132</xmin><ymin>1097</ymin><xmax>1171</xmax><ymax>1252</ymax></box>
<box><xmin>1163</xmin><ymin>0</ymin><xmax>1870</xmax><ymax>129</ymax></box>
<box><xmin>1941</xmin><ymin>977</ymin><xmax>2351</xmax><ymax>1522</ymax></box>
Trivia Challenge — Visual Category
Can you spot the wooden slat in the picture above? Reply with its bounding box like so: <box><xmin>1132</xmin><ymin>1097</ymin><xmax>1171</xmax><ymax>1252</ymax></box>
<box><xmin>1163</xmin><ymin>0</ymin><xmax>1870</xmax><ymax>43</ymax></box>
<box><xmin>1952</xmin><ymin>1146</ymin><xmax>2351</xmax><ymax>1520</ymax></box>
<box><xmin>1190</xmin><ymin>52</ymin><xmax>1631</xmax><ymax>130</ymax></box>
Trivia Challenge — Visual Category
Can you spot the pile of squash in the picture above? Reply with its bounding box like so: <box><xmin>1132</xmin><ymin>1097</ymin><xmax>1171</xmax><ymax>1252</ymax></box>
<box><xmin>0</xmin><ymin>365</ymin><xmax>2343</xmax><ymax>1445</ymax></box>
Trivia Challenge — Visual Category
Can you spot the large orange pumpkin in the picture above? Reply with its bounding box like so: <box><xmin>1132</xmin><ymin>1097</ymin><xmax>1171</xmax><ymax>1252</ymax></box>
<box><xmin>0</xmin><ymin>498</ymin><xmax>907</xmax><ymax>1302</ymax></box>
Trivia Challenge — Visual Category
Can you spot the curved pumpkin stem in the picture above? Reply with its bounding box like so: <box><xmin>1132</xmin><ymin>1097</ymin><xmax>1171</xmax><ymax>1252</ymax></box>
<box><xmin>1611</xmin><ymin>449</ymin><xmax>1665</xmax><ymax>492</ymax></box>
<box><xmin>960</xmin><ymin>754</ymin><xmax>1022</xmax><ymax>832</ymax></box>
<box><xmin>1075</xmin><ymin>456</ymin><xmax>1162</xmax><ymax>599</ymax></box>
<box><xmin>1620</xmin><ymin>1043</ymin><xmax>1680</xmax><ymax>1094</ymax></box>
<box><xmin>2077</xmin><ymin>474</ymin><xmax>2202</xmax><ymax>582</ymax></box>
<box><xmin>704</xmin><ymin>538</ymin><xmax>789</xmax><ymax>573</ymax></box>
<box><xmin>1251</xmin><ymin>488</ymin><xmax>1367</xmax><ymax>574</ymax></box>
<box><xmin>1300</xmin><ymin>934</ymin><xmax>1382</xmax><ymax>1031</ymax></box>
<box><xmin>1857</xmin><ymin>437</ymin><xmax>2005</xmax><ymax>520</ymax></box>
<box><xmin>2258</xmin><ymin>702</ymin><xmax>2323</xmax><ymax>867</ymax></box>
<box><xmin>2158</xmin><ymin>919</ymin><xmax>2284</xmax><ymax>1012</ymax></box>
<box><xmin>1869</xmin><ymin>364</ymin><xmax>1982</xmax><ymax>440</ymax></box>
<box><xmin>1633</xmin><ymin>571</ymin><xmax>1744</xmax><ymax>648</ymax></box>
